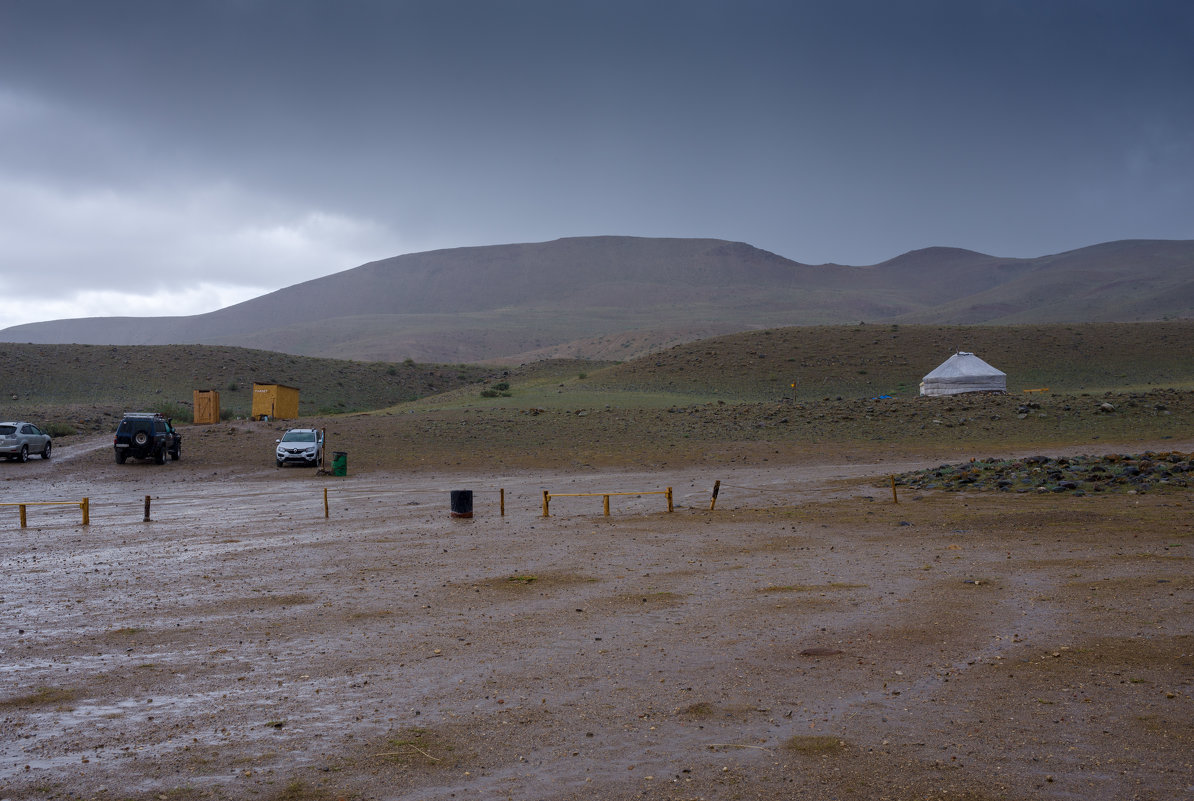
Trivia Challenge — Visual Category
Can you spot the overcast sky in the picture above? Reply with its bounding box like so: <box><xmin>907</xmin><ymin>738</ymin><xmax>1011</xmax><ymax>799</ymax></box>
<box><xmin>1</xmin><ymin>0</ymin><xmax>1191</xmax><ymax>329</ymax></box>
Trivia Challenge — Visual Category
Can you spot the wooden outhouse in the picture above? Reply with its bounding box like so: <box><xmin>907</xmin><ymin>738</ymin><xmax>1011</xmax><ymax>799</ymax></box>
<box><xmin>251</xmin><ymin>383</ymin><xmax>300</xmax><ymax>421</ymax></box>
<box><xmin>192</xmin><ymin>389</ymin><xmax>221</xmax><ymax>424</ymax></box>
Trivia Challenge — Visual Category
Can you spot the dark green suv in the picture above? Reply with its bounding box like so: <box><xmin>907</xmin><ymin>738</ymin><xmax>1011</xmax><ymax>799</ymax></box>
<box><xmin>114</xmin><ymin>413</ymin><xmax>181</xmax><ymax>464</ymax></box>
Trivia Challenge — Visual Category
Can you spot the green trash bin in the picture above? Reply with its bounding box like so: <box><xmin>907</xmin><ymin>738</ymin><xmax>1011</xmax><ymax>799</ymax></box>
<box><xmin>331</xmin><ymin>451</ymin><xmax>347</xmax><ymax>476</ymax></box>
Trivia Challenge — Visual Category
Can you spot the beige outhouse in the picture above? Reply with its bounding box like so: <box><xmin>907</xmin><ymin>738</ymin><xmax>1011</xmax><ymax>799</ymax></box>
<box><xmin>192</xmin><ymin>389</ymin><xmax>221</xmax><ymax>424</ymax></box>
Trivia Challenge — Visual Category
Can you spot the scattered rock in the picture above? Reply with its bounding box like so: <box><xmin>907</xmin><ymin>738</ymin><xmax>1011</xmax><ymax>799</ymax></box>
<box><xmin>800</xmin><ymin>647</ymin><xmax>844</xmax><ymax>656</ymax></box>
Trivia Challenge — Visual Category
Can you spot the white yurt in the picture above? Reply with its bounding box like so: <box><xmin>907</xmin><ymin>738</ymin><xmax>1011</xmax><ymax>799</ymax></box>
<box><xmin>919</xmin><ymin>352</ymin><xmax>1007</xmax><ymax>396</ymax></box>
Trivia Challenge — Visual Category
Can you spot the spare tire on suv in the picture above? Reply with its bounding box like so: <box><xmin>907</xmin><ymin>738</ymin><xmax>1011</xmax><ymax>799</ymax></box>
<box><xmin>114</xmin><ymin>413</ymin><xmax>182</xmax><ymax>465</ymax></box>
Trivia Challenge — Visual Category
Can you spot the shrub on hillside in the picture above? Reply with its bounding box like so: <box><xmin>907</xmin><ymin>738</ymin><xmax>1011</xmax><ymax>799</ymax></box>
<box><xmin>155</xmin><ymin>402</ymin><xmax>194</xmax><ymax>424</ymax></box>
<box><xmin>43</xmin><ymin>422</ymin><xmax>77</xmax><ymax>438</ymax></box>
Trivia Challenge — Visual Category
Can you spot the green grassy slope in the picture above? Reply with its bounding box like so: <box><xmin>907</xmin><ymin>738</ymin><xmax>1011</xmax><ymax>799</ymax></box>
<box><xmin>382</xmin><ymin>321</ymin><xmax>1194</xmax><ymax>412</ymax></box>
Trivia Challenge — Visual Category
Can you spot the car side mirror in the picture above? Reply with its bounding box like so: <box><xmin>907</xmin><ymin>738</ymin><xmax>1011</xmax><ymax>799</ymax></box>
<box><xmin>275</xmin><ymin>439</ymin><xmax>281</xmax><ymax>443</ymax></box>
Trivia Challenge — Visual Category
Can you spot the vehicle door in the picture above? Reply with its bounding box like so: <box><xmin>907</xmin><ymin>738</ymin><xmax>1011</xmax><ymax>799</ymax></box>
<box><xmin>21</xmin><ymin>424</ymin><xmax>44</xmax><ymax>449</ymax></box>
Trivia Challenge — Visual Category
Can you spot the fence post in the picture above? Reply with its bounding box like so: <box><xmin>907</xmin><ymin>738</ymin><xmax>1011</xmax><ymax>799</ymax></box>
<box><xmin>891</xmin><ymin>475</ymin><xmax>898</xmax><ymax>504</ymax></box>
<box><xmin>603</xmin><ymin>495</ymin><xmax>610</xmax><ymax>515</ymax></box>
<box><xmin>500</xmin><ymin>488</ymin><xmax>505</xmax><ymax>517</ymax></box>
<box><xmin>709</xmin><ymin>480</ymin><xmax>720</xmax><ymax>511</ymax></box>
<box><xmin>82</xmin><ymin>497</ymin><xmax>89</xmax><ymax>526</ymax></box>
<box><xmin>143</xmin><ymin>495</ymin><xmax>151</xmax><ymax>522</ymax></box>
<box><xmin>19</xmin><ymin>504</ymin><xmax>26</xmax><ymax>528</ymax></box>
<box><xmin>667</xmin><ymin>487</ymin><xmax>673</xmax><ymax>513</ymax></box>
<box><xmin>324</xmin><ymin>487</ymin><xmax>329</xmax><ymax>518</ymax></box>
<box><xmin>542</xmin><ymin>490</ymin><xmax>550</xmax><ymax>518</ymax></box>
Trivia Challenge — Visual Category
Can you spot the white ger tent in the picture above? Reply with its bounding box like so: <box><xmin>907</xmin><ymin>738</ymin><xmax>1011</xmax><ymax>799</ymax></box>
<box><xmin>919</xmin><ymin>352</ymin><xmax>1007</xmax><ymax>396</ymax></box>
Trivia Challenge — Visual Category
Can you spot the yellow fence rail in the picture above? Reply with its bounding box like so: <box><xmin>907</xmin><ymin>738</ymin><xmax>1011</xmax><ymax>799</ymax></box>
<box><xmin>0</xmin><ymin>498</ymin><xmax>89</xmax><ymax>528</ymax></box>
<box><xmin>542</xmin><ymin>488</ymin><xmax>672</xmax><ymax>517</ymax></box>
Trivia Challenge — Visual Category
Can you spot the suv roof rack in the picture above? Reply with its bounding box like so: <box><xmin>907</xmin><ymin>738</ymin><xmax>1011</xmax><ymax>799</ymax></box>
<box><xmin>122</xmin><ymin>412</ymin><xmax>168</xmax><ymax>419</ymax></box>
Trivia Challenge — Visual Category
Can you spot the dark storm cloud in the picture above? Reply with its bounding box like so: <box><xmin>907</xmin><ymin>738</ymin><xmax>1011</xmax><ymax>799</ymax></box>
<box><xmin>0</xmin><ymin>0</ymin><xmax>1190</xmax><ymax>326</ymax></box>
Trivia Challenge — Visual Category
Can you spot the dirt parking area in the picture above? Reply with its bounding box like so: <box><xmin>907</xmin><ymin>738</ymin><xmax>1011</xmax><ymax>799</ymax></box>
<box><xmin>1</xmin><ymin>447</ymin><xmax>1192</xmax><ymax>800</ymax></box>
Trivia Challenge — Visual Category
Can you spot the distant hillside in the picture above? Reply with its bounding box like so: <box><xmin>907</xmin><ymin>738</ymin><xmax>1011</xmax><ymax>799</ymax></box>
<box><xmin>0</xmin><ymin>343</ymin><xmax>489</xmax><ymax>428</ymax></box>
<box><xmin>9</xmin><ymin>323</ymin><xmax>1194</xmax><ymax>441</ymax></box>
<box><xmin>2</xmin><ymin>236</ymin><xmax>1192</xmax><ymax>362</ymax></box>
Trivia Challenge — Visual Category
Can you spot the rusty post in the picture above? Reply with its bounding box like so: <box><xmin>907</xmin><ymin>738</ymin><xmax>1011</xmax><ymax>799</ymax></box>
<box><xmin>542</xmin><ymin>490</ymin><xmax>550</xmax><ymax>518</ymax></box>
<box><xmin>891</xmin><ymin>475</ymin><xmax>898</xmax><ymax>504</ymax></box>
<box><xmin>709</xmin><ymin>480</ymin><xmax>720</xmax><ymax>511</ymax></box>
<box><xmin>143</xmin><ymin>495</ymin><xmax>151</xmax><ymax>522</ymax></box>
<box><xmin>667</xmin><ymin>487</ymin><xmax>673</xmax><ymax>513</ymax></box>
<box><xmin>500</xmin><ymin>488</ymin><xmax>505</xmax><ymax>517</ymax></box>
<box><xmin>19</xmin><ymin>504</ymin><xmax>26</xmax><ymax>528</ymax></box>
<box><xmin>82</xmin><ymin>497</ymin><xmax>89</xmax><ymax>526</ymax></box>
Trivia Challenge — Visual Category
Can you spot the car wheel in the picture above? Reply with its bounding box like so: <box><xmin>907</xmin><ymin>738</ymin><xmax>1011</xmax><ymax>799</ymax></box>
<box><xmin>170</xmin><ymin>447</ymin><xmax>180</xmax><ymax>461</ymax></box>
<box><xmin>115</xmin><ymin>451</ymin><xmax>127</xmax><ymax>464</ymax></box>
<box><xmin>17</xmin><ymin>445</ymin><xmax>28</xmax><ymax>463</ymax></box>
<box><xmin>41</xmin><ymin>441</ymin><xmax>52</xmax><ymax>459</ymax></box>
<box><xmin>276</xmin><ymin>459</ymin><xmax>284</xmax><ymax>468</ymax></box>
<box><xmin>154</xmin><ymin>448</ymin><xmax>166</xmax><ymax>465</ymax></box>
<box><xmin>134</xmin><ymin>431</ymin><xmax>150</xmax><ymax>447</ymax></box>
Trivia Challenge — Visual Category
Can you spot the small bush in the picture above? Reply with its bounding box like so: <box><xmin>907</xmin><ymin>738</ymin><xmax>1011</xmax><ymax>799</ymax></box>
<box><xmin>480</xmin><ymin>389</ymin><xmax>502</xmax><ymax>398</ymax></box>
<box><xmin>43</xmin><ymin>422</ymin><xmax>77</xmax><ymax>438</ymax></box>
<box><xmin>494</xmin><ymin>382</ymin><xmax>510</xmax><ymax>391</ymax></box>
<box><xmin>155</xmin><ymin>402</ymin><xmax>193</xmax><ymax>424</ymax></box>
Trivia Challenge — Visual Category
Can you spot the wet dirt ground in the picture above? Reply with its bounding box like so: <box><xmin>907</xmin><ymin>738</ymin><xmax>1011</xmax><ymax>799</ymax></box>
<box><xmin>1</xmin><ymin>442</ymin><xmax>1192</xmax><ymax>801</ymax></box>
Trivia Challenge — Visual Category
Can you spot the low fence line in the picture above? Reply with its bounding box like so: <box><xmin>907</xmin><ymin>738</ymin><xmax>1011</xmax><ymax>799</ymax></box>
<box><xmin>542</xmin><ymin>487</ymin><xmax>673</xmax><ymax>517</ymax></box>
<box><xmin>0</xmin><ymin>481</ymin><xmax>745</xmax><ymax>528</ymax></box>
<box><xmin>0</xmin><ymin>498</ymin><xmax>89</xmax><ymax>528</ymax></box>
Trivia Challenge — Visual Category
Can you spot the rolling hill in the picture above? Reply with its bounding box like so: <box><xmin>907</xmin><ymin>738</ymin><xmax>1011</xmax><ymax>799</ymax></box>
<box><xmin>2</xmin><ymin>236</ymin><xmax>1192</xmax><ymax>362</ymax></box>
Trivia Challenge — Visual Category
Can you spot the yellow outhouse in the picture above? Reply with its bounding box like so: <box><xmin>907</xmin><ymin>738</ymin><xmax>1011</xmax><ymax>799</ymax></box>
<box><xmin>251</xmin><ymin>383</ymin><xmax>300</xmax><ymax>421</ymax></box>
<box><xmin>192</xmin><ymin>389</ymin><xmax>221</xmax><ymax>424</ymax></box>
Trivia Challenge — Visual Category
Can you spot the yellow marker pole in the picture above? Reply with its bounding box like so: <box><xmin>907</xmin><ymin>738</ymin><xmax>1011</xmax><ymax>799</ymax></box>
<box><xmin>323</xmin><ymin>487</ymin><xmax>329</xmax><ymax>518</ymax></box>
<box><xmin>542</xmin><ymin>490</ymin><xmax>550</xmax><ymax>518</ymax></box>
<box><xmin>82</xmin><ymin>497</ymin><xmax>89</xmax><ymax>526</ymax></box>
<box><xmin>891</xmin><ymin>475</ymin><xmax>898</xmax><ymax>504</ymax></box>
<box><xmin>710</xmin><ymin>480</ymin><xmax>720</xmax><ymax>511</ymax></box>
<box><xmin>19</xmin><ymin>504</ymin><xmax>26</xmax><ymax>528</ymax></box>
<box><xmin>603</xmin><ymin>495</ymin><xmax>610</xmax><ymax>516</ymax></box>
<box><xmin>666</xmin><ymin>487</ymin><xmax>673</xmax><ymax>513</ymax></box>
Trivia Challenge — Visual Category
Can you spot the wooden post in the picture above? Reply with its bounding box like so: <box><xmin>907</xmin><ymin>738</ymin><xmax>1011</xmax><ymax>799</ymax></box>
<box><xmin>891</xmin><ymin>475</ymin><xmax>898</xmax><ymax>504</ymax></box>
<box><xmin>666</xmin><ymin>487</ymin><xmax>673</xmax><ymax>513</ymax></box>
<box><xmin>709</xmin><ymin>480</ymin><xmax>720</xmax><ymax>511</ymax></box>
<box><xmin>324</xmin><ymin>487</ymin><xmax>329</xmax><ymax>518</ymax></box>
<box><xmin>500</xmin><ymin>488</ymin><xmax>505</xmax><ymax>517</ymax></box>
<box><xmin>143</xmin><ymin>495</ymin><xmax>151</xmax><ymax>522</ymax></box>
<box><xmin>603</xmin><ymin>494</ymin><xmax>610</xmax><ymax>515</ymax></box>
<box><xmin>542</xmin><ymin>490</ymin><xmax>550</xmax><ymax>517</ymax></box>
<box><xmin>19</xmin><ymin>504</ymin><xmax>26</xmax><ymax>528</ymax></box>
<box><xmin>82</xmin><ymin>497</ymin><xmax>89</xmax><ymax>526</ymax></box>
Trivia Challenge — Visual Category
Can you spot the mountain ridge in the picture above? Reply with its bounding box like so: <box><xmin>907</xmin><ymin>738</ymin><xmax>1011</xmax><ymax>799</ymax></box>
<box><xmin>4</xmin><ymin>236</ymin><xmax>1192</xmax><ymax>362</ymax></box>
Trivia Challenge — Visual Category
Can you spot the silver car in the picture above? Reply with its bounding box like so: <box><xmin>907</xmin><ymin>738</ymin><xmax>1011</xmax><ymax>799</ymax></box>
<box><xmin>0</xmin><ymin>421</ymin><xmax>52</xmax><ymax>462</ymax></box>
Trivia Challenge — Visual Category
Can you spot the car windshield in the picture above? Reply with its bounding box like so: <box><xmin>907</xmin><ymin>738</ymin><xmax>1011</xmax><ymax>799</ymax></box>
<box><xmin>282</xmin><ymin>431</ymin><xmax>316</xmax><ymax>443</ymax></box>
<box><xmin>0</xmin><ymin>426</ymin><xmax>15</xmax><ymax>435</ymax></box>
